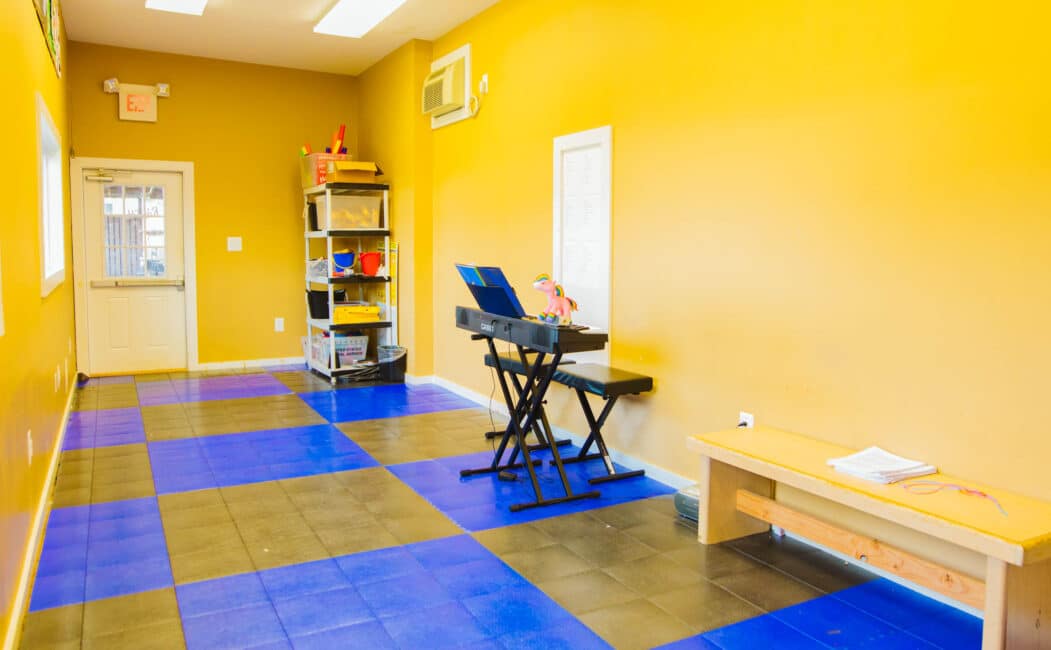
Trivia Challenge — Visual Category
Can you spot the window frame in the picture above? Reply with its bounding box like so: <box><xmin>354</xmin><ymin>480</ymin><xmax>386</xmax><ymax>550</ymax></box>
<box><xmin>38</xmin><ymin>94</ymin><xmax>65</xmax><ymax>297</ymax></box>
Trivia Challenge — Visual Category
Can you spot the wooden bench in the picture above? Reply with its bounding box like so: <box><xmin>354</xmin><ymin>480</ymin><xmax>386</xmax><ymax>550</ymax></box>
<box><xmin>687</xmin><ymin>426</ymin><xmax>1051</xmax><ymax>650</ymax></box>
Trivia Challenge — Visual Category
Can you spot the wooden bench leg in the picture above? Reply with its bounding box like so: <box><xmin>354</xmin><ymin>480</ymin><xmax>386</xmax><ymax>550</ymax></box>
<box><xmin>984</xmin><ymin>558</ymin><xmax>1007</xmax><ymax>650</ymax></box>
<box><xmin>1004</xmin><ymin>557</ymin><xmax>1051</xmax><ymax>649</ymax></box>
<box><xmin>697</xmin><ymin>455</ymin><xmax>772</xmax><ymax>544</ymax></box>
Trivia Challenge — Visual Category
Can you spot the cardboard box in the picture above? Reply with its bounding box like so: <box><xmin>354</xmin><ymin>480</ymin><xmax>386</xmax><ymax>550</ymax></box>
<box><xmin>316</xmin><ymin>194</ymin><xmax>382</xmax><ymax>229</ymax></box>
<box><xmin>300</xmin><ymin>153</ymin><xmax>350</xmax><ymax>188</ymax></box>
<box><xmin>332</xmin><ymin>303</ymin><xmax>381</xmax><ymax>325</ymax></box>
<box><xmin>327</xmin><ymin>160</ymin><xmax>383</xmax><ymax>184</ymax></box>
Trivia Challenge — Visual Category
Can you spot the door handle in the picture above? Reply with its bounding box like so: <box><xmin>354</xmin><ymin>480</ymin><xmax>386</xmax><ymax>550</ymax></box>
<box><xmin>91</xmin><ymin>279</ymin><xmax>185</xmax><ymax>288</ymax></box>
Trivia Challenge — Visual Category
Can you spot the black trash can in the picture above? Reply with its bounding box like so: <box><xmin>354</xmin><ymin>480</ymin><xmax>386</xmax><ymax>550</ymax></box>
<box><xmin>378</xmin><ymin>346</ymin><xmax>407</xmax><ymax>383</ymax></box>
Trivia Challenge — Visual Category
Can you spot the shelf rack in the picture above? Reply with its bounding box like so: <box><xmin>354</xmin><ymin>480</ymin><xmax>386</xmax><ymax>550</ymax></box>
<box><xmin>304</xmin><ymin>181</ymin><xmax>398</xmax><ymax>384</ymax></box>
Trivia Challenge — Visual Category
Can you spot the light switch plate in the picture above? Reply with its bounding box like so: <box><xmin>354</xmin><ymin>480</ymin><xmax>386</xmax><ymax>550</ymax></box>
<box><xmin>274</xmin><ymin>317</ymin><xmax>285</xmax><ymax>332</ymax></box>
<box><xmin>227</xmin><ymin>237</ymin><xmax>243</xmax><ymax>252</ymax></box>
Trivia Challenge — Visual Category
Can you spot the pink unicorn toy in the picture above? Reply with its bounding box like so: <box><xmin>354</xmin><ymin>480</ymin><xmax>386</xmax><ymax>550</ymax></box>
<box><xmin>532</xmin><ymin>274</ymin><xmax>578</xmax><ymax>324</ymax></box>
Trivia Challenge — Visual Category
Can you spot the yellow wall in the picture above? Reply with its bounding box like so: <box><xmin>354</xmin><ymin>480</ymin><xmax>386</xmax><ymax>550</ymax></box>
<box><xmin>68</xmin><ymin>43</ymin><xmax>359</xmax><ymax>364</ymax></box>
<box><xmin>357</xmin><ymin>40</ymin><xmax>435</xmax><ymax>376</ymax></box>
<box><xmin>424</xmin><ymin>0</ymin><xmax>1051</xmax><ymax>502</ymax></box>
<box><xmin>0</xmin><ymin>1</ymin><xmax>75</xmax><ymax>643</ymax></box>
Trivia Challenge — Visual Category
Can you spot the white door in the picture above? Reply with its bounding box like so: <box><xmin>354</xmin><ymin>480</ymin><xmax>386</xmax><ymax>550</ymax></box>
<box><xmin>554</xmin><ymin>126</ymin><xmax>612</xmax><ymax>364</ymax></box>
<box><xmin>82</xmin><ymin>171</ymin><xmax>187</xmax><ymax>374</ymax></box>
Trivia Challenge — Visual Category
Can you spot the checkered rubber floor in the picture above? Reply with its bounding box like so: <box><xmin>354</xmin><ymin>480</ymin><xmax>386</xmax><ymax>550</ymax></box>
<box><xmin>20</xmin><ymin>368</ymin><xmax>981</xmax><ymax>649</ymax></box>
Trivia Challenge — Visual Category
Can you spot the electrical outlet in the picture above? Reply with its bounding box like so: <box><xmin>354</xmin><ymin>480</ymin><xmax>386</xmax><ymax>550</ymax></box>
<box><xmin>738</xmin><ymin>411</ymin><xmax>755</xmax><ymax>428</ymax></box>
<box><xmin>274</xmin><ymin>317</ymin><xmax>285</xmax><ymax>333</ymax></box>
<box><xmin>27</xmin><ymin>430</ymin><xmax>33</xmax><ymax>463</ymax></box>
<box><xmin>479</xmin><ymin>73</ymin><xmax>489</xmax><ymax>95</ymax></box>
<box><xmin>227</xmin><ymin>236</ymin><xmax>243</xmax><ymax>252</ymax></box>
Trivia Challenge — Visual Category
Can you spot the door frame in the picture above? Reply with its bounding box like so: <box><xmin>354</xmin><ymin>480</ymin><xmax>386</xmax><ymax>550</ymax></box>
<box><xmin>70</xmin><ymin>157</ymin><xmax>199</xmax><ymax>374</ymax></box>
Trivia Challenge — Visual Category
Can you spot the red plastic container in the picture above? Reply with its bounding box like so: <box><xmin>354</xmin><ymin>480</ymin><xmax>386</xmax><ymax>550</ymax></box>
<box><xmin>360</xmin><ymin>251</ymin><xmax>381</xmax><ymax>276</ymax></box>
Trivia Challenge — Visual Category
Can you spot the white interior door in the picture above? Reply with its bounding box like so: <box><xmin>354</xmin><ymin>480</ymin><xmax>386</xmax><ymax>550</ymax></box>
<box><xmin>82</xmin><ymin>171</ymin><xmax>187</xmax><ymax>374</ymax></box>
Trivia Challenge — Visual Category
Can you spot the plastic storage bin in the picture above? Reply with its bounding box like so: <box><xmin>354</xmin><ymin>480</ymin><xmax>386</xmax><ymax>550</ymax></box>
<box><xmin>378</xmin><ymin>346</ymin><xmax>407</xmax><ymax>382</ymax></box>
<box><xmin>332</xmin><ymin>303</ymin><xmax>381</xmax><ymax>325</ymax></box>
<box><xmin>306</xmin><ymin>289</ymin><xmax>346</xmax><ymax>319</ymax></box>
<box><xmin>301</xmin><ymin>153</ymin><xmax>349</xmax><ymax>188</ymax></box>
<box><xmin>316</xmin><ymin>195</ymin><xmax>382</xmax><ymax>230</ymax></box>
<box><xmin>335</xmin><ymin>335</ymin><xmax>369</xmax><ymax>366</ymax></box>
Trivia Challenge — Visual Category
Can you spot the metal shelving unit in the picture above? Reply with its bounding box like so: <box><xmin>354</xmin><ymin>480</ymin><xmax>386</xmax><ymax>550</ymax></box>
<box><xmin>304</xmin><ymin>182</ymin><xmax>397</xmax><ymax>384</ymax></box>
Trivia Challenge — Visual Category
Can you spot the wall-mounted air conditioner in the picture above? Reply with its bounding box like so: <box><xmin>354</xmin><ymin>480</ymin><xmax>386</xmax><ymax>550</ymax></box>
<box><xmin>422</xmin><ymin>59</ymin><xmax>465</xmax><ymax>117</ymax></box>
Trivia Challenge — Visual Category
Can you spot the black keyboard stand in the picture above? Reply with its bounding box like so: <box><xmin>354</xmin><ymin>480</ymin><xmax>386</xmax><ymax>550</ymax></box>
<box><xmin>460</xmin><ymin>337</ymin><xmax>600</xmax><ymax>512</ymax></box>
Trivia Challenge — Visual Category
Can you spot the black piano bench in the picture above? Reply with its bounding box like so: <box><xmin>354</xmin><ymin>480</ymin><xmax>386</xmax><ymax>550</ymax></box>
<box><xmin>483</xmin><ymin>352</ymin><xmax>574</xmax><ymax>451</ymax></box>
<box><xmin>552</xmin><ymin>363</ymin><xmax>654</xmax><ymax>484</ymax></box>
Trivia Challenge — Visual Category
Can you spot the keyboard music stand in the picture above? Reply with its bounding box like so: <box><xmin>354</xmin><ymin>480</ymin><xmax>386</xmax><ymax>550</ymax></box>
<box><xmin>456</xmin><ymin>306</ymin><xmax>605</xmax><ymax>511</ymax></box>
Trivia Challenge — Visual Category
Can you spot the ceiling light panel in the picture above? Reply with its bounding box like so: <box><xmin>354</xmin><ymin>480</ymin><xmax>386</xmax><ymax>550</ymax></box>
<box><xmin>145</xmin><ymin>0</ymin><xmax>208</xmax><ymax>16</ymax></box>
<box><xmin>314</xmin><ymin>0</ymin><xmax>408</xmax><ymax>38</ymax></box>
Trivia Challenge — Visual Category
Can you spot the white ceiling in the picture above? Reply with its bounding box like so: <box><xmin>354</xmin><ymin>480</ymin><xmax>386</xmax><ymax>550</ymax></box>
<box><xmin>62</xmin><ymin>0</ymin><xmax>499</xmax><ymax>75</ymax></box>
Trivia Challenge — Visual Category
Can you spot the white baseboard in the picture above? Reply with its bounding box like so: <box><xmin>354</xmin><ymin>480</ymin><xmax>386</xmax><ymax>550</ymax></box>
<box><xmin>3</xmin><ymin>380</ymin><xmax>77</xmax><ymax>650</ymax></box>
<box><xmin>430</xmin><ymin>375</ymin><xmax>691</xmax><ymax>489</ymax></box>
<box><xmin>405</xmin><ymin>374</ymin><xmax>435</xmax><ymax>386</ymax></box>
<box><xmin>192</xmin><ymin>356</ymin><xmax>306</xmax><ymax>371</ymax></box>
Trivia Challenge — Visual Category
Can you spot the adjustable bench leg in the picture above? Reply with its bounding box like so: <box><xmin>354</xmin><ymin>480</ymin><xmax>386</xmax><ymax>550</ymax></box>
<box><xmin>560</xmin><ymin>391</ymin><xmax>645</xmax><ymax>484</ymax></box>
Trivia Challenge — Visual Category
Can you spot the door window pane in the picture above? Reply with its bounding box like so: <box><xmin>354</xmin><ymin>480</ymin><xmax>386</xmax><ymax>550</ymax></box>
<box><xmin>101</xmin><ymin>184</ymin><xmax>167</xmax><ymax>279</ymax></box>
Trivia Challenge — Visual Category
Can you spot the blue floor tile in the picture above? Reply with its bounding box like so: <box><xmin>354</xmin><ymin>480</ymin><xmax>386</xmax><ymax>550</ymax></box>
<box><xmin>177</xmin><ymin>572</ymin><xmax>271</xmax><ymax>618</ymax></box>
<box><xmin>272</xmin><ymin>587</ymin><xmax>374</xmax><ymax>637</ymax></box>
<box><xmin>653</xmin><ymin>635</ymin><xmax>724</xmax><ymax>650</ymax></box>
<box><xmin>182</xmin><ymin>602</ymin><xmax>289</xmax><ymax>650</ymax></box>
<box><xmin>496</xmin><ymin>618</ymin><xmax>613</xmax><ymax>650</ymax></box>
<box><xmin>356</xmin><ymin>569</ymin><xmax>455</xmax><ymax>618</ymax></box>
<box><xmin>28</xmin><ymin>569</ymin><xmax>86</xmax><ymax>611</ymax></box>
<box><xmin>771</xmin><ymin>594</ymin><xmax>938</xmax><ymax>649</ymax></box>
<box><xmin>298</xmin><ymin>384</ymin><xmax>476</xmax><ymax>423</ymax></box>
<box><xmin>407</xmin><ymin>534</ymin><xmax>493</xmax><ymax>570</ymax></box>
<box><xmin>462</xmin><ymin>585</ymin><xmax>573</xmax><ymax>638</ymax></box>
<box><xmin>84</xmin><ymin>556</ymin><xmax>173</xmax><ymax>602</ymax></box>
<box><xmin>832</xmin><ymin>579</ymin><xmax>981</xmax><ymax>648</ymax></box>
<box><xmin>335</xmin><ymin>547</ymin><xmax>425</xmax><ymax>585</ymax></box>
<box><xmin>702</xmin><ymin>615</ymin><xmax>831</xmax><ymax>649</ymax></box>
<box><xmin>149</xmin><ymin>425</ymin><xmax>379</xmax><ymax>494</ymax></box>
<box><xmin>389</xmin><ymin>448</ymin><xmax>675</xmax><ymax>531</ymax></box>
<box><xmin>260</xmin><ymin>558</ymin><xmax>352</xmax><ymax>601</ymax></box>
<box><xmin>431</xmin><ymin>558</ymin><xmax>529</xmax><ymax>599</ymax></box>
<box><xmin>379</xmin><ymin>601</ymin><xmax>492</xmax><ymax>650</ymax></box>
<box><xmin>290</xmin><ymin>620</ymin><xmax>398</xmax><ymax>650</ymax></box>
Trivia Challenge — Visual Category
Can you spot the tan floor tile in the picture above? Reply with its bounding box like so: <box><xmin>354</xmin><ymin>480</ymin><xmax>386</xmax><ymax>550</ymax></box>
<box><xmin>603</xmin><ymin>554</ymin><xmax>705</xmax><ymax>596</ymax></box>
<box><xmin>91</xmin><ymin>479</ymin><xmax>156</xmax><ymax>504</ymax></box>
<box><xmin>578</xmin><ymin>599</ymin><xmax>694</xmax><ymax>650</ymax></box>
<box><xmin>561</xmin><ymin>528</ymin><xmax>659</xmax><ymax>568</ymax></box>
<box><xmin>52</xmin><ymin>487</ymin><xmax>92</xmax><ymax>508</ymax></box>
<box><xmin>537</xmin><ymin>569</ymin><xmax>642</xmax><ymax>615</ymax></box>
<box><xmin>661</xmin><ymin>543</ymin><xmax>763</xmax><ymax>580</ymax></box>
<box><xmin>246</xmin><ymin>532</ymin><xmax>330</xmax><ymax>570</ymax></box>
<box><xmin>500</xmin><ymin>544</ymin><xmax>594</xmax><ymax>583</ymax></box>
<box><xmin>165</xmin><ymin>521</ymin><xmax>243</xmax><ymax>556</ymax></box>
<box><xmin>159</xmin><ymin>488</ymin><xmax>225</xmax><ymax>513</ymax></box>
<box><xmin>380</xmin><ymin>513</ymin><xmax>461</xmax><ymax>545</ymax></box>
<box><xmin>531</xmin><ymin>511</ymin><xmax>606</xmax><ymax>541</ymax></box>
<box><xmin>235</xmin><ymin>512</ymin><xmax>315</xmax><ymax>542</ymax></box>
<box><xmin>170</xmin><ymin>545</ymin><xmax>255</xmax><ymax>584</ymax></box>
<box><xmin>711</xmin><ymin>564</ymin><xmax>824</xmax><ymax>611</ymax></box>
<box><xmin>161</xmin><ymin>504</ymin><xmax>233</xmax><ymax>529</ymax></box>
<box><xmin>82</xmin><ymin>588</ymin><xmax>179</xmax><ymax>638</ymax></box>
<box><xmin>472</xmin><ymin>523</ymin><xmax>558</xmax><ymax>555</ymax></box>
<box><xmin>588</xmin><ymin>497</ymin><xmax>674</xmax><ymax>530</ymax></box>
<box><xmin>18</xmin><ymin>603</ymin><xmax>82</xmax><ymax>648</ymax></box>
<box><xmin>650</xmin><ymin>582</ymin><xmax>764</xmax><ymax>633</ymax></box>
<box><xmin>82</xmin><ymin>619</ymin><xmax>186</xmax><ymax>649</ymax></box>
<box><xmin>314</xmin><ymin>522</ymin><xmax>401</xmax><ymax>556</ymax></box>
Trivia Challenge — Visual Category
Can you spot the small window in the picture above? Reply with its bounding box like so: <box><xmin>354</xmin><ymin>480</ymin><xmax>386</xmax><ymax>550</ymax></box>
<box><xmin>38</xmin><ymin>95</ymin><xmax>64</xmax><ymax>297</ymax></box>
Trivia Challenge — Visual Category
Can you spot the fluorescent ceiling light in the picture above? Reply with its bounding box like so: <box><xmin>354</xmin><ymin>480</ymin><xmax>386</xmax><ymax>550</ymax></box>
<box><xmin>315</xmin><ymin>0</ymin><xmax>408</xmax><ymax>38</ymax></box>
<box><xmin>145</xmin><ymin>0</ymin><xmax>208</xmax><ymax>15</ymax></box>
